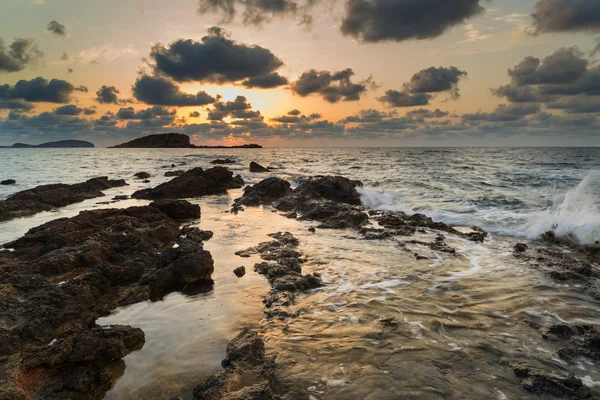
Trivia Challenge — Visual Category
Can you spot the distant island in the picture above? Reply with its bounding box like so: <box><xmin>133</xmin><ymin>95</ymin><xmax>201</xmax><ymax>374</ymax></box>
<box><xmin>0</xmin><ymin>140</ymin><xmax>95</xmax><ymax>148</ymax></box>
<box><xmin>110</xmin><ymin>133</ymin><xmax>262</xmax><ymax>149</ymax></box>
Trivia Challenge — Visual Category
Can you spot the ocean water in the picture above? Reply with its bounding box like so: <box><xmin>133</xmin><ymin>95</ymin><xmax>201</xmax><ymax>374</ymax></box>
<box><xmin>1</xmin><ymin>147</ymin><xmax>600</xmax><ymax>399</ymax></box>
<box><xmin>1</xmin><ymin>147</ymin><xmax>599</xmax><ymax>244</ymax></box>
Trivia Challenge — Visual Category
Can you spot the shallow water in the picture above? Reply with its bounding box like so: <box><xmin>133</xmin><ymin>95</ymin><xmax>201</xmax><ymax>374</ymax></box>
<box><xmin>1</xmin><ymin>148</ymin><xmax>599</xmax><ymax>399</ymax></box>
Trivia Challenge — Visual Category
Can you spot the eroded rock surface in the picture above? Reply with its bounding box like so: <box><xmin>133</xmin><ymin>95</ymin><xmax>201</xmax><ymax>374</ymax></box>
<box><xmin>233</xmin><ymin>178</ymin><xmax>291</xmax><ymax>208</ymax></box>
<box><xmin>0</xmin><ymin>176</ymin><xmax>127</xmax><ymax>222</ymax></box>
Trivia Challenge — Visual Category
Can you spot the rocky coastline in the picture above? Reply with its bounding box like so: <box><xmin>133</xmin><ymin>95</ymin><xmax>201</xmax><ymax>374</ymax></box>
<box><xmin>1</xmin><ymin>166</ymin><xmax>599</xmax><ymax>400</ymax></box>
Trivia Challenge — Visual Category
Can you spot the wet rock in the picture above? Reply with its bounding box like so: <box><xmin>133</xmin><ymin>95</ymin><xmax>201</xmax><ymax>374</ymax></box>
<box><xmin>112</xmin><ymin>195</ymin><xmax>129</xmax><ymax>201</ymax></box>
<box><xmin>234</xmin><ymin>177</ymin><xmax>291</xmax><ymax>207</ymax></box>
<box><xmin>0</xmin><ymin>179</ymin><xmax>15</xmax><ymax>185</ymax></box>
<box><xmin>308</xmin><ymin>227</ymin><xmax>316</xmax><ymax>233</ymax></box>
<box><xmin>150</xmin><ymin>199</ymin><xmax>201</xmax><ymax>220</ymax></box>
<box><xmin>0</xmin><ymin>176</ymin><xmax>127</xmax><ymax>222</ymax></box>
<box><xmin>143</xmin><ymin>179</ymin><xmax>150</xmax><ymax>183</ymax></box>
<box><xmin>165</xmin><ymin>170</ymin><xmax>185</xmax><ymax>177</ymax></box>
<box><xmin>273</xmin><ymin>176</ymin><xmax>363</xmax><ymax>212</ymax></box>
<box><xmin>514</xmin><ymin>243</ymin><xmax>528</xmax><ymax>252</ymax></box>
<box><xmin>542</xmin><ymin>230</ymin><xmax>600</xmax><ymax>264</ymax></box>
<box><xmin>182</xmin><ymin>226</ymin><xmax>214</xmax><ymax>242</ymax></box>
<box><xmin>250</xmin><ymin>162</ymin><xmax>269</xmax><ymax>173</ymax></box>
<box><xmin>132</xmin><ymin>167</ymin><xmax>237</xmax><ymax>200</ymax></box>
<box><xmin>211</xmin><ymin>159</ymin><xmax>236</xmax><ymax>164</ymax></box>
<box><xmin>512</xmin><ymin>366</ymin><xmax>596</xmax><ymax>399</ymax></box>
<box><xmin>134</xmin><ymin>171</ymin><xmax>151</xmax><ymax>179</ymax></box>
<box><xmin>228</xmin><ymin>175</ymin><xmax>245</xmax><ymax>190</ymax></box>
<box><xmin>0</xmin><ymin>204</ymin><xmax>214</xmax><ymax>398</ymax></box>
<box><xmin>540</xmin><ymin>324</ymin><xmax>600</xmax><ymax>362</ymax></box>
<box><xmin>234</xmin><ymin>266</ymin><xmax>246</xmax><ymax>277</ymax></box>
<box><xmin>192</xmin><ymin>330</ymin><xmax>276</xmax><ymax>400</ymax></box>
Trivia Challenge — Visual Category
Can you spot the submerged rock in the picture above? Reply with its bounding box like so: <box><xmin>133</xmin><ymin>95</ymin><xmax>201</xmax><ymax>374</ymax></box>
<box><xmin>234</xmin><ymin>266</ymin><xmax>246</xmax><ymax>277</ymax></box>
<box><xmin>211</xmin><ymin>159</ymin><xmax>236</xmax><ymax>164</ymax></box>
<box><xmin>0</xmin><ymin>203</ymin><xmax>214</xmax><ymax>398</ymax></box>
<box><xmin>0</xmin><ymin>176</ymin><xmax>127</xmax><ymax>222</ymax></box>
<box><xmin>150</xmin><ymin>199</ymin><xmax>201</xmax><ymax>220</ymax></box>
<box><xmin>250</xmin><ymin>162</ymin><xmax>269</xmax><ymax>173</ymax></box>
<box><xmin>0</xmin><ymin>179</ymin><xmax>15</xmax><ymax>185</ymax></box>
<box><xmin>134</xmin><ymin>171</ymin><xmax>151</xmax><ymax>179</ymax></box>
<box><xmin>132</xmin><ymin>167</ymin><xmax>237</xmax><ymax>199</ymax></box>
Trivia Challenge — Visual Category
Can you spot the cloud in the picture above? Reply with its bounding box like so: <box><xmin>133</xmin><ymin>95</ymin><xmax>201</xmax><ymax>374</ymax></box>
<box><xmin>403</xmin><ymin>66</ymin><xmax>468</xmax><ymax>99</ymax></box>
<box><xmin>491</xmin><ymin>84</ymin><xmax>542</xmax><ymax>102</ymax></box>
<box><xmin>0</xmin><ymin>38</ymin><xmax>43</xmax><ymax>73</ymax></box>
<box><xmin>73</xmin><ymin>44</ymin><xmax>138</xmax><ymax>65</ymax></box>
<box><xmin>61</xmin><ymin>52</ymin><xmax>69</xmax><ymax>61</ymax></box>
<box><xmin>95</xmin><ymin>85</ymin><xmax>126</xmax><ymax>104</ymax></box>
<box><xmin>54</xmin><ymin>104</ymin><xmax>83</xmax><ymax>115</ymax></box>
<box><xmin>47</xmin><ymin>20</ymin><xmax>68</xmax><ymax>37</ymax></box>
<box><xmin>531</xmin><ymin>0</ymin><xmax>600</xmax><ymax>34</ymax></box>
<box><xmin>271</xmin><ymin>109</ymin><xmax>322</xmax><ymax>123</ymax></box>
<box><xmin>206</xmin><ymin>95</ymin><xmax>261</xmax><ymax>120</ymax></box>
<box><xmin>341</xmin><ymin>108</ymin><xmax>396</xmax><ymax>123</ymax></box>
<box><xmin>241</xmin><ymin>72</ymin><xmax>288</xmax><ymax>88</ymax></box>
<box><xmin>116</xmin><ymin>106</ymin><xmax>177</xmax><ymax>121</ymax></box>
<box><xmin>545</xmin><ymin>95</ymin><xmax>600</xmax><ymax>113</ymax></box>
<box><xmin>0</xmin><ymin>77</ymin><xmax>87</xmax><ymax>103</ymax></box>
<box><xmin>189</xmin><ymin>111</ymin><xmax>201</xmax><ymax>118</ymax></box>
<box><xmin>132</xmin><ymin>75</ymin><xmax>216</xmax><ymax>106</ymax></box>
<box><xmin>377</xmin><ymin>90</ymin><xmax>432</xmax><ymax>107</ymax></box>
<box><xmin>291</xmin><ymin>68</ymin><xmax>374</xmax><ymax>103</ymax></box>
<box><xmin>149</xmin><ymin>27</ymin><xmax>285</xmax><ymax>86</ymax></box>
<box><xmin>508</xmin><ymin>47</ymin><xmax>588</xmax><ymax>86</ymax></box>
<box><xmin>462</xmin><ymin>103</ymin><xmax>541</xmax><ymax>122</ymax></box>
<box><xmin>198</xmin><ymin>0</ymin><xmax>306</xmax><ymax>25</ymax></box>
<box><xmin>406</xmin><ymin>108</ymin><xmax>450</xmax><ymax>118</ymax></box>
<box><xmin>340</xmin><ymin>0</ymin><xmax>486</xmax><ymax>42</ymax></box>
<box><xmin>0</xmin><ymin>99</ymin><xmax>35</xmax><ymax>111</ymax></box>
<box><xmin>538</xmin><ymin>67</ymin><xmax>600</xmax><ymax>96</ymax></box>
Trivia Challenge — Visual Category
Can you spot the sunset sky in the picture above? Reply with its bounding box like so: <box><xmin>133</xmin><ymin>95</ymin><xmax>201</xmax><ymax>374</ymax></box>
<box><xmin>1</xmin><ymin>0</ymin><xmax>599</xmax><ymax>147</ymax></box>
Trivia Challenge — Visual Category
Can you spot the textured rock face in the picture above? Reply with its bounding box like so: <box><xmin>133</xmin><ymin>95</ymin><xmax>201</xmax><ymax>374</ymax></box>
<box><xmin>234</xmin><ymin>177</ymin><xmax>292</xmax><ymax>207</ymax></box>
<box><xmin>273</xmin><ymin>176</ymin><xmax>363</xmax><ymax>211</ymax></box>
<box><xmin>132</xmin><ymin>167</ymin><xmax>240</xmax><ymax>199</ymax></box>
<box><xmin>0</xmin><ymin>202</ymin><xmax>214</xmax><ymax>399</ymax></box>
<box><xmin>249</xmin><ymin>162</ymin><xmax>269</xmax><ymax>173</ymax></box>
<box><xmin>150</xmin><ymin>199</ymin><xmax>201</xmax><ymax>220</ymax></box>
<box><xmin>0</xmin><ymin>176</ymin><xmax>127</xmax><ymax>222</ymax></box>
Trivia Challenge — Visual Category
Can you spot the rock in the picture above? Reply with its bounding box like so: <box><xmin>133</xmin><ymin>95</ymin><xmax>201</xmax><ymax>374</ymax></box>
<box><xmin>112</xmin><ymin>133</ymin><xmax>194</xmax><ymax>148</ymax></box>
<box><xmin>233</xmin><ymin>177</ymin><xmax>292</xmax><ymax>207</ymax></box>
<box><xmin>132</xmin><ymin>167</ymin><xmax>237</xmax><ymax>200</ymax></box>
<box><xmin>273</xmin><ymin>176</ymin><xmax>363</xmax><ymax>211</ymax></box>
<box><xmin>0</xmin><ymin>179</ymin><xmax>15</xmax><ymax>185</ymax></box>
<box><xmin>0</xmin><ymin>204</ymin><xmax>214</xmax><ymax>398</ymax></box>
<box><xmin>0</xmin><ymin>176</ymin><xmax>127</xmax><ymax>222</ymax></box>
<box><xmin>211</xmin><ymin>159</ymin><xmax>236</xmax><ymax>164</ymax></box>
<box><xmin>250</xmin><ymin>162</ymin><xmax>269</xmax><ymax>173</ymax></box>
<box><xmin>150</xmin><ymin>199</ymin><xmax>201</xmax><ymax>220</ymax></box>
<box><xmin>308</xmin><ymin>227</ymin><xmax>316</xmax><ymax>233</ymax></box>
<box><xmin>514</xmin><ymin>243</ymin><xmax>528</xmax><ymax>252</ymax></box>
<box><xmin>134</xmin><ymin>172</ymin><xmax>151</xmax><ymax>179</ymax></box>
<box><xmin>165</xmin><ymin>170</ymin><xmax>185</xmax><ymax>177</ymax></box>
<box><xmin>182</xmin><ymin>226</ymin><xmax>214</xmax><ymax>242</ymax></box>
<box><xmin>228</xmin><ymin>175</ymin><xmax>245</xmax><ymax>189</ymax></box>
<box><xmin>233</xmin><ymin>266</ymin><xmax>246</xmax><ymax>278</ymax></box>
<box><xmin>512</xmin><ymin>366</ymin><xmax>595</xmax><ymax>399</ymax></box>
<box><xmin>112</xmin><ymin>195</ymin><xmax>129</xmax><ymax>201</ymax></box>
<box><xmin>143</xmin><ymin>179</ymin><xmax>150</xmax><ymax>183</ymax></box>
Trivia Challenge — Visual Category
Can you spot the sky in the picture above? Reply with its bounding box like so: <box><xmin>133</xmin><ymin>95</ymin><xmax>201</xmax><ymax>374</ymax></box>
<box><xmin>0</xmin><ymin>0</ymin><xmax>599</xmax><ymax>147</ymax></box>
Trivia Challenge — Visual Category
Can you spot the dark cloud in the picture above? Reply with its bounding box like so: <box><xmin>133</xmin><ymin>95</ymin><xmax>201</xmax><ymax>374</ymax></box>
<box><xmin>270</xmin><ymin>110</ymin><xmax>322</xmax><ymax>123</ymax></box>
<box><xmin>0</xmin><ymin>38</ymin><xmax>43</xmax><ymax>73</ymax></box>
<box><xmin>340</xmin><ymin>0</ymin><xmax>486</xmax><ymax>43</ymax></box>
<box><xmin>149</xmin><ymin>27</ymin><xmax>285</xmax><ymax>86</ymax></box>
<box><xmin>531</xmin><ymin>0</ymin><xmax>600</xmax><ymax>34</ymax></box>
<box><xmin>117</xmin><ymin>106</ymin><xmax>176</xmax><ymax>120</ymax></box>
<box><xmin>288</xmin><ymin>109</ymin><xmax>301</xmax><ymax>116</ymax></box>
<box><xmin>377</xmin><ymin>90</ymin><xmax>431</xmax><ymax>107</ymax></box>
<box><xmin>0</xmin><ymin>99</ymin><xmax>34</xmax><ymax>111</ymax></box>
<box><xmin>545</xmin><ymin>95</ymin><xmax>600</xmax><ymax>113</ymax></box>
<box><xmin>291</xmin><ymin>68</ymin><xmax>373</xmax><ymax>103</ymax></box>
<box><xmin>67</xmin><ymin>68</ymin><xmax>74</xmax><ymax>74</ymax></box>
<box><xmin>342</xmin><ymin>109</ymin><xmax>396</xmax><ymax>123</ymax></box>
<box><xmin>47</xmin><ymin>20</ymin><xmax>68</xmax><ymax>37</ymax></box>
<box><xmin>198</xmin><ymin>0</ymin><xmax>305</xmax><ymax>25</ymax></box>
<box><xmin>462</xmin><ymin>103</ymin><xmax>541</xmax><ymax>122</ymax></box>
<box><xmin>83</xmin><ymin>107</ymin><xmax>97</xmax><ymax>115</ymax></box>
<box><xmin>0</xmin><ymin>77</ymin><xmax>87</xmax><ymax>103</ymax></box>
<box><xmin>538</xmin><ymin>67</ymin><xmax>600</xmax><ymax>96</ymax></box>
<box><xmin>508</xmin><ymin>47</ymin><xmax>588</xmax><ymax>86</ymax></box>
<box><xmin>406</xmin><ymin>108</ymin><xmax>450</xmax><ymax>118</ymax></box>
<box><xmin>95</xmin><ymin>85</ymin><xmax>121</xmax><ymax>104</ymax></box>
<box><xmin>206</xmin><ymin>95</ymin><xmax>261</xmax><ymax>120</ymax></box>
<box><xmin>403</xmin><ymin>66</ymin><xmax>467</xmax><ymax>99</ymax></box>
<box><xmin>132</xmin><ymin>75</ymin><xmax>216</xmax><ymax>106</ymax></box>
<box><xmin>189</xmin><ymin>111</ymin><xmax>201</xmax><ymax>118</ymax></box>
<box><xmin>241</xmin><ymin>72</ymin><xmax>288</xmax><ymax>88</ymax></box>
<box><xmin>54</xmin><ymin>104</ymin><xmax>83</xmax><ymax>115</ymax></box>
<box><xmin>491</xmin><ymin>84</ymin><xmax>542</xmax><ymax>103</ymax></box>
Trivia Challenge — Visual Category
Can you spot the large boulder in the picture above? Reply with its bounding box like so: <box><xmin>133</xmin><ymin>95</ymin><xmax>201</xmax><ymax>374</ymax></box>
<box><xmin>273</xmin><ymin>176</ymin><xmax>363</xmax><ymax>212</ymax></box>
<box><xmin>249</xmin><ymin>162</ymin><xmax>269</xmax><ymax>173</ymax></box>
<box><xmin>150</xmin><ymin>199</ymin><xmax>201</xmax><ymax>220</ymax></box>
<box><xmin>234</xmin><ymin>177</ymin><xmax>291</xmax><ymax>207</ymax></box>
<box><xmin>132</xmin><ymin>167</ymin><xmax>236</xmax><ymax>199</ymax></box>
<box><xmin>0</xmin><ymin>177</ymin><xmax>127</xmax><ymax>222</ymax></box>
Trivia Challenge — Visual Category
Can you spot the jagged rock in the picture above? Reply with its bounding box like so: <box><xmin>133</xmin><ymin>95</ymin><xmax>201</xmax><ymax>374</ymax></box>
<box><xmin>273</xmin><ymin>176</ymin><xmax>362</xmax><ymax>212</ymax></box>
<box><xmin>512</xmin><ymin>366</ymin><xmax>596</xmax><ymax>399</ymax></box>
<box><xmin>234</xmin><ymin>177</ymin><xmax>291</xmax><ymax>207</ymax></box>
<box><xmin>233</xmin><ymin>266</ymin><xmax>246</xmax><ymax>277</ymax></box>
<box><xmin>134</xmin><ymin>172</ymin><xmax>151</xmax><ymax>179</ymax></box>
<box><xmin>132</xmin><ymin>167</ymin><xmax>236</xmax><ymax>199</ymax></box>
<box><xmin>150</xmin><ymin>199</ymin><xmax>201</xmax><ymax>220</ymax></box>
<box><xmin>228</xmin><ymin>175</ymin><xmax>245</xmax><ymax>189</ymax></box>
<box><xmin>165</xmin><ymin>170</ymin><xmax>185</xmax><ymax>177</ymax></box>
<box><xmin>514</xmin><ymin>243</ymin><xmax>528</xmax><ymax>252</ymax></box>
<box><xmin>250</xmin><ymin>162</ymin><xmax>269</xmax><ymax>173</ymax></box>
<box><xmin>0</xmin><ymin>176</ymin><xmax>127</xmax><ymax>222</ymax></box>
<box><xmin>182</xmin><ymin>226</ymin><xmax>214</xmax><ymax>242</ymax></box>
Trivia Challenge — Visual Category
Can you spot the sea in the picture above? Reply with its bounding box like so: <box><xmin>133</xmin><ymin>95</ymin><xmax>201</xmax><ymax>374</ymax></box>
<box><xmin>1</xmin><ymin>147</ymin><xmax>599</xmax><ymax>399</ymax></box>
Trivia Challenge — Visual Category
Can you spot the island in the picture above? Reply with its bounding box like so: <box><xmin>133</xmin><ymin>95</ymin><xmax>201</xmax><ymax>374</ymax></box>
<box><xmin>0</xmin><ymin>140</ymin><xmax>95</xmax><ymax>148</ymax></box>
<box><xmin>110</xmin><ymin>133</ymin><xmax>262</xmax><ymax>148</ymax></box>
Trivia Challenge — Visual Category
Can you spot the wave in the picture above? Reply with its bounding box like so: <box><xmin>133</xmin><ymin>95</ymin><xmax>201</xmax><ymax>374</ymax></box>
<box><xmin>358</xmin><ymin>172</ymin><xmax>600</xmax><ymax>244</ymax></box>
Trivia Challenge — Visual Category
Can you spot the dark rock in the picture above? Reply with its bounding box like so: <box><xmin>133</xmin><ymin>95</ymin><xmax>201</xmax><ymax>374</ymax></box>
<box><xmin>249</xmin><ymin>162</ymin><xmax>269</xmax><ymax>173</ymax></box>
<box><xmin>234</xmin><ymin>266</ymin><xmax>246</xmax><ymax>277</ymax></box>
<box><xmin>134</xmin><ymin>172</ymin><xmax>151</xmax><ymax>179</ymax></box>
<box><xmin>514</xmin><ymin>243</ymin><xmax>528</xmax><ymax>252</ymax></box>
<box><xmin>143</xmin><ymin>179</ymin><xmax>150</xmax><ymax>183</ymax></box>
<box><xmin>228</xmin><ymin>175</ymin><xmax>245</xmax><ymax>189</ymax></box>
<box><xmin>132</xmin><ymin>167</ymin><xmax>236</xmax><ymax>200</ymax></box>
<box><xmin>512</xmin><ymin>366</ymin><xmax>596</xmax><ymax>399</ymax></box>
<box><xmin>0</xmin><ymin>205</ymin><xmax>214</xmax><ymax>399</ymax></box>
<box><xmin>0</xmin><ymin>176</ymin><xmax>127</xmax><ymax>222</ymax></box>
<box><xmin>0</xmin><ymin>179</ymin><xmax>15</xmax><ymax>185</ymax></box>
<box><xmin>211</xmin><ymin>159</ymin><xmax>236</xmax><ymax>164</ymax></box>
<box><xmin>234</xmin><ymin>177</ymin><xmax>291</xmax><ymax>207</ymax></box>
<box><xmin>112</xmin><ymin>195</ymin><xmax>129</xmax><ymax>201</ymax></box>
<box><xmin>308</xmin><ymin>227</ymin><xmax>316</xmax><ymax>233</ymax></box>
<box><xmin>273</xmin><ymin>176</ymin><xmax>363</xmax><ymax>212</ymax></box>
<box><xmin>182</xmin><ymin>226</ymin><xmax>214</xmax><ymax>242</ymax></box>
<box><xmin>165</xmin><ymin>170</ymin><xmax>184</xmax><ymax>177</ymax></box>
<box><xmin>112</xmin><ymin>133</ymin><xmax>193</xmax><ymax>148</ymax></box>
<box><xmin>150</xmin><ymin>199</ymin><xmax>201</xmax><ymax>220</ymax></box>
